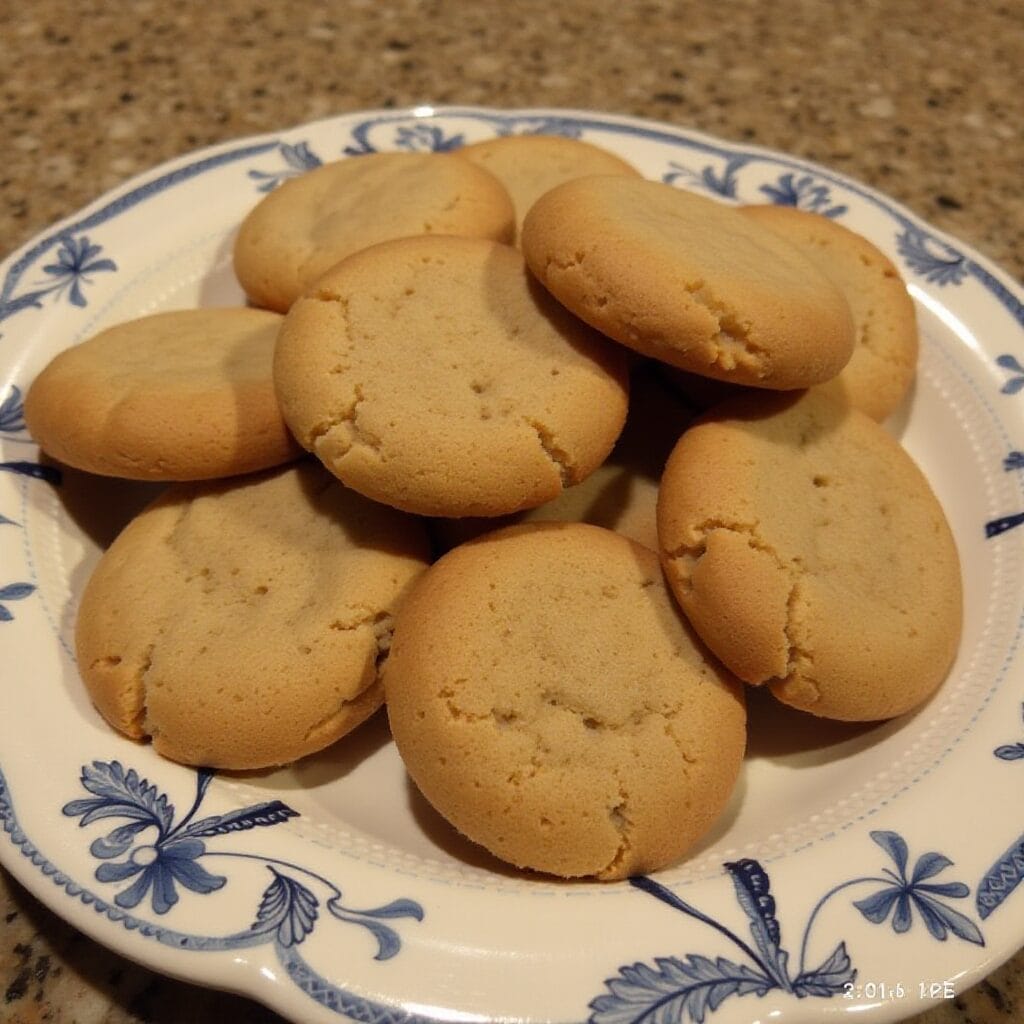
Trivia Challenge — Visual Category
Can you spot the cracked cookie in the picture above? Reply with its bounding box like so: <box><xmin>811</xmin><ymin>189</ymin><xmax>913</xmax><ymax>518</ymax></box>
<box><xmin>739</xmin><ymin>204</ymin><xmax>919</xmax><ymax>421</ymax></box>
<box><xmin>273</xmin><ymin>235</ymin><xmax>630</xmax><ymax>517</ymax></box>
<box><xmin>24</xmin><ymin>308</ymin><xmax>301</xmax><ymax>480</ymax></box>
<box><xmin>520</xmin><ymin>176</ymin><xmax>855</xmax><ymax>389</ymax></box>
<box><xmin>657</xmin><ymin>390</ymin><xmax>962</xmax><ymax>721</ymax></box>
<box><xmin>456</xmin><ymin>133</ymin><xmax>641</xmax><ymax>244</ymax></box>
<box><xmin>431</xmin><ymin>362</ymin><xmax>692</xmax><ymax>552</ymax></box>
<box><xmin>233</xmin><ymin>152</ymin><xmax>515</xmax><ymax>312</ymax></box>
<box><xmin>75</xmin><ymin>461</ymin><xmax>431</xmax><ymax>769</ymax></box>
<box><xmin>384</xmin><ymin>522</ymin><xmax>746</xmax><ymax>880</ymax></box>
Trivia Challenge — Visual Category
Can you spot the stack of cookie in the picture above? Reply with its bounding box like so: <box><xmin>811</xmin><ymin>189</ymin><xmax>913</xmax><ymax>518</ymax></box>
<box><xmin>24</xmin><ymin>134</ymin><xmax>961</xmax><ymax>882</ymax></box>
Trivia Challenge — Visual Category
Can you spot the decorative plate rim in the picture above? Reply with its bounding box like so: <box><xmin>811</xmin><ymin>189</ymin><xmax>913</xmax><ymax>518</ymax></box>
<box><xmin>1</xmin><ymin>105</ymin><xmax>1022</xmax><ymax>1024</ymax></box>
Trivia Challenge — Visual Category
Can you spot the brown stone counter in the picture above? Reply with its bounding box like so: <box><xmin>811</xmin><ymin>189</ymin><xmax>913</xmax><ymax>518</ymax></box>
<box><xmin>1</xmin><ymin>2</ymin><xmax>1021</xmax><ymax>1022</ymax></box>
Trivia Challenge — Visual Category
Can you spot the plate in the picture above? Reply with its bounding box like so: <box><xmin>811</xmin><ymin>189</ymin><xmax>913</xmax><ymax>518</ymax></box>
<box><xmin>1</xmin><ymin>106</ymin><xmax>1022</xmax><ymax>1024</ymax></box>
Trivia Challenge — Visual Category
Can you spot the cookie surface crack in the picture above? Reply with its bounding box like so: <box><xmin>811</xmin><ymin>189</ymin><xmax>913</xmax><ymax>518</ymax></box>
<box><xmin>684</xmin><ymin>282</ymin><xmax>764</xmax><ymax>372</ymax></box>
<box><xmin>525</xmin><ymin>417</ymin><xmax>576</xmax><ymax>487</ymax></box>
<box><xmin>672</xmin><ymin>518</ymin><xmax>815</xmax><ymax>683</ymax></box>
<box><xmin>309</xmin><ymin>384</ymin><xmax>384</xmax><ymax>459</ymax></box>
<box><xmin>598</xmin><ymin>780</ymin><xmax>633</xmax><ymax>880</ymax></box>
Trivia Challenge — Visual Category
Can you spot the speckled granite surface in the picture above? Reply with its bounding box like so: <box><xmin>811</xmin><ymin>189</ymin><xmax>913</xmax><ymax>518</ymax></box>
<box><xmin>1</xmin><ymin>1</ymin><xmax>1021</xmax><ymax>1022</ymax></box>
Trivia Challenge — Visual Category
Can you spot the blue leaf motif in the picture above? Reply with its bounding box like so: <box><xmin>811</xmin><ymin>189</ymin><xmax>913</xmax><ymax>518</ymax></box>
<box><xmin>349</xmin><ymin>897</ymin><xmax>424</xmax><ymax>921</ymax></box>
<box><xmin>912</xmin><ymin>891</ymin><xmax>984</xmax><ymax>944</ymax></box>
<box><xmin>758</xmin><ymin>173</ymin><xmax>847</xmax><ymax>216</ymax></box>
<box><xmin>1002</xmin><ymin>377</ymin><xmax>1024</xmax><ymax>396</ymax></box>
<box><xmin>89</xmin><ymin>821</ymin><xmax>151</xmax><ymax>859</ymax></box>
<box><xmin>996</xmin><ymin>354</ymin><xmax>1024</xmax><ymax>373</ymax></box>
<box><xmin>62</xmin><ymin>761</ymin><xmax>174</xmax><ymax>835</ymax></box>
<box><xmin>792</xmin><ymin>942</ymin><xmax>855</xmax><ymax>997</ymax></box>
<box><xmin>995</xmin><ymin>743</ymin><xmax>1024</xmax><ymax>761</ymax></box>
<box><xmin>910</xmin><ymin>851</ymin><xmax>954</xmax><ymax>884</ymax></box>
<box><xmin>180</xmin><ymin>800</ymin><xmax>299</xmax><ymax>838</ymax></box>
<box><xmin>724</xmin><ymin>860</ymin><xmax>791</xmax><ymax>990</ymax></box>
<box><xmin>0</xmin><ymin>385</ymin><xmax>26</xmax><ymax>432</ymax></box>
<box><xmin>280</xmin><ymin>141</ymin><xmax>321</xmax><ymax>172</ymax></box>
<box><xmin>252</xmin><ymin>868</ymin><xmax>318</xmax><ymax>947</ymax></box>
<box><xmin>976</xmin><ymin>834</ymin><xmax>1024</xmax><ymax>920</ymax></box>
<box><xmin>896</xmin><ymin>226</ymin><xmax>967</xmax><ymax>285</ymax></box>
<box><xmin>662</xmin><ymin>156</ymin><xmax>750</xmax><ymax>199</ymax></box>
<box><xmin>326</xmin><ymin>895</ymin><xmax>424</xmax><ymax>961</ymax></box>
<box><xmin>247</xmin><ymin>141</ymin><xmax>322</xmax><ymax>192</ymax></box>
<box><xmin>869</xmin><ymin>830</ymin><xmax>909</xmax><ymax>874</ymax></box>
<box><xmin>394</xmin><ymin>123</ymin><xmax>464</xmax><ymax>152</ymax></box>
<box><xmin>589</xmin><ymin>956</ymin><xmax>771</xmax><ymax>1024</ymax></box>
<box><xmin>0</xmin><ymin>581</ymin><xmax>35</xmax><ymax>622</ymax></box>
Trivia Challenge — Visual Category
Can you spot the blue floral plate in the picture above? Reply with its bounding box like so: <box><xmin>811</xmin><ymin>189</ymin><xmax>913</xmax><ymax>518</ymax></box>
<box><xmin>1</xmin><ymin>107</ymin><xmax>1022</xmax><ymax>1024</ymax></box>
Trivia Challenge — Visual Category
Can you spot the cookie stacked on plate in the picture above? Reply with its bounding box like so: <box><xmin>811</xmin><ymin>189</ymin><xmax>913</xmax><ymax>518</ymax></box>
<box><xmin>24</xmin><ymin>134</ymin><xmax>960</xmax><ymax>882</ymax></box>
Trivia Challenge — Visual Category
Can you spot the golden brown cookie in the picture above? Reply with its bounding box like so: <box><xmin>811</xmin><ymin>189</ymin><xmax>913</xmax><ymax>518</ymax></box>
<box><xmin>657</xmin><ymin>390</ymin><xmax>962</xmax><ymax>721</ymax></box>
<box><xmin>521</xmin><ymin>176</ymin><xmax>856</xmax><ymax>389</ymax></box>
<box><xmin>233</xmin><ymin>152</ymin><xmax>515</xmax><ymax>312</ymax></box>
<box><xmin>739</xmin><ymin>204</ymin><xmax>919</xmax><ymax>420</ymax></box>
<box><xmin>457</xmin><ymin>133</ymin><xmax>641</xmax><ymax>243</ymax></box>
<box><xmin>75</xmin><ymin>462</ymin><xmax>431</xmax><ymax>769</ymax></box>
<box><xmin>431</xmin><ymin>364</ymin><xmax>691</xmax><ymax>551</ymax></box>
<box><xmin>384</xmin><ymin>522</ymin><xmax>746</xmax><ymax>880</ymax></box>
<box><xmin>24</xmin><ymin>308</ymin><xmax>300</xmax><ymax>481</ymax></box>
<box><xmin>274</xmin><ymin>235</ymin><xmax>630</xmax><ymax>517</ymax></box>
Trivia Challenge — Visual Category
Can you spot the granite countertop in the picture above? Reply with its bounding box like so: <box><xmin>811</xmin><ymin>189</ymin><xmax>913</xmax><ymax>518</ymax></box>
<box><xmin>1</xmin><ymin>2</ymin><xmax>1021</xmax><ymax>1022</ymax></box>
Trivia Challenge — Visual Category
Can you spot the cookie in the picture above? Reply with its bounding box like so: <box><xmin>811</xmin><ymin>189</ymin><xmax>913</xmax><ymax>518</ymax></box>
<box><xmin>233</xmin><ymin>152</ymin><xmax>515</xmax><ymax>312</ymax></box>
<box><xmin>75</xmin><ymin>462</ymin><xmax>431</xmax><ymax>769</ymax></box>
<box><xmin>432</xmin><ymin>363</ymin><xmax>691</xmax><ymax>551</ymax></box>
<box><xmin>24</xmin><ymin>308</ymin><xmax>300</xmax><ymax>481</ymax></box>
<box><xmin>456</xmin><ymin>133</ymin><xmax>641</xmax><ymax>242</ymax></box>
<box><xmin>384</xmin><ymin>522</ymin><xmax>746</xmax><ymax>879</ymax></box>
<box><xmin>521</xmin><ymin>176</ymin><xmax>856</xmax><ymax>389</ymax></box>
<box><xmin>273</xmin><ymin>235</ymin><xmax>630</xmax><ymax>517</ymax></box>
<box><xmin>739</xmin><ymin>204</ymin><xmax>919</xmax><ymax>420</ymax></box>
<box><xmin>657</xmin><ymin>390</ymin><xmax>962</xmax><ymax>721</ymax></box>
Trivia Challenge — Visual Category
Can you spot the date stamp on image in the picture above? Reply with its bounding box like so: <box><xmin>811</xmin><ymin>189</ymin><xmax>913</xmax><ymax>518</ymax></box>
<box><xmin>843</xmin><ymin>980</ymin><xmax>957</xmax><ymax>1002</ymax></box>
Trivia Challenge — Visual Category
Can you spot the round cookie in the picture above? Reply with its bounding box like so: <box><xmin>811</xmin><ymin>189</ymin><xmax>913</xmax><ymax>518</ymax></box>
<box><xmin>233</xmin><ymin>152</ymin><xmax>515</xmax><ymax>312</ymax></box>
<box><xmin>739</xmin><ymin>204</ymin><xmax>919</xmax><ymax>421</ymax></box>
<box><xmin>521</xmin><ymin>176</ymin><xmax>856</xmax><ymax>389</ymax></box>
<box><xmin>456</xmin><ymin>133</ymin><xmax>641</xmax><ymax>243</ymax></box>
<box><xmin>24</xmin><ymin>308</ymin><xmax>300</xmax><ymax>481</ymax></box>
<box><xmin>75</xmin><ymin>462</ymin><xmax>432</xmax><ymax>769</ymax></box>
<box><xmin>274</xmin><ymin>235</ymin><xmax>630</xmax><ymax>517</ymax></box>
<box><xmin>384</xmin><ymin>522</ymin><xmax>746</xmax><ymax>880</ymax></box>
<box><xmin>432</xmin><ymin>364</ymin><xmax>691</xmax><ymax>551</ymax></box>
<box><xmin>657</xmin><ymin>390</ymin><xmax>962</xmax><ymax>721</ymax></box>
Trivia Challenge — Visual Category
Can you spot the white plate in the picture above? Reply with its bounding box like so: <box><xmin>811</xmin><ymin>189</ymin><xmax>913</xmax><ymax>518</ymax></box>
<box><xmin>1</xmin><ymin>106</ymin><xmax>1022</xmax><ymax>1024</ymax></box>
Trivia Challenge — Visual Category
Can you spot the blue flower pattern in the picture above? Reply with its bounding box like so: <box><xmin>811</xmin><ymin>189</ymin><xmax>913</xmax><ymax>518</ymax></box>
<box><xmin>38</xmin><ymin>235</ymin><xmax>117</xmax><ymax>307</ymax></box>
<box><xmin>896</xmin><ymin>225</ymin><xmax>968</xmax><ymax>286</ymax></box>
<box><xmin>758</xmin><ymin>172</ymin><xmax>848</xmax><ymax>217</ymax></box>
<box><xmin>997</xmin><ymin>355</ymin><xmax>1024</xmax><ymax>395</ymax></box>
<box><xmin>62</xmin><ymin>760</ymin><xmax>424</xmax><ymax>958</ymax></box>
<box><xmin>852</xmin><ymin>832</ymin><xmax>982</xmax><ymax>943</ymax></box>
<box><xmin>0</xmin><ymin>235</ymin><xmax>116</xmax><ymax>325</ymax></box>
<box><xmin>663</xmin><ymin>155</ymin><xmax>750</xmax><ymax>199</ymax></box>
<box><xmin>247</xmin><ymin>141</ymin><xmax>322</xmax><ymax>192</ymax></box>
<box><xmin>592</xmin><ymin>830</ymin><xmax>982</xmax><ymax>1023</ymax></box>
